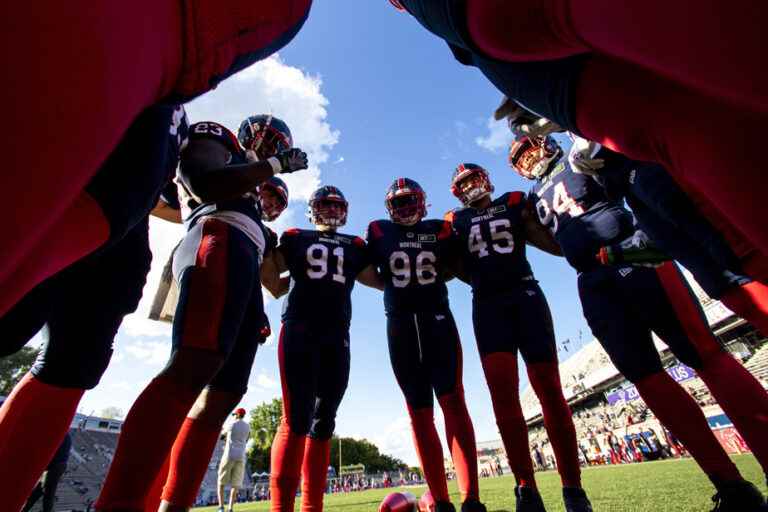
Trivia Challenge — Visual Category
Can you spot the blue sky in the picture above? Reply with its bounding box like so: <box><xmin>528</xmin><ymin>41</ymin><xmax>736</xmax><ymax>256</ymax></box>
<box><xmin>72</xmin><ymin>2</ymin><xmax>594</xmax><ymax>465</ymax></box>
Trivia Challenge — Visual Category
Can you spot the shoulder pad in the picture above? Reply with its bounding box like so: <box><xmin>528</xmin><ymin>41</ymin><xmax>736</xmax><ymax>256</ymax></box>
<box><xmin>352</xmin><ymin>236</ymin><xmax>366</xmax><ymax>248</ymax></box>
<box><xmin>282</xmin><ymin>228</ymin><xmax>301</xmax><ymax>238</ymax></box>
<box><xmin>367</xmin><ymin>220</ymin><xmax>384</xmax><ymax>240</ymax></box>
<box><xmin>507</xmin><ymin>191</ymin><xmax>525</xmax><ymax>206</ymax></box>
<box><xmin>438</xmin><ymin>220</ymin><xmax>453</xmax><ymax>240</ymax></box>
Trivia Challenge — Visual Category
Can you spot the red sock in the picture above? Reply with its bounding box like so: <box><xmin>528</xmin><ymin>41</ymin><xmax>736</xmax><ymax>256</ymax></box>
<box><xmin>0</xmin><ymin>374</ymin><xmax>83</xmax><ymax>512</ymax></box>
<box><xmin>96</xmin><ymin>376</ymin><xmax>202</xmax><ymax>510</ymax></box>
<box><xmin>720</xmin><ymin>281</ymin><xmax>768</xmax><ymax>337</ymax></box>
<box><xmin>438</xmin><ymin>391</ymin><xmax>480</xmax><ymax>502</ymax></box>
<box><xmin>480</xmin><ymin>353</ymin><xmax>536</xmax><ymax>489</ymax></box>
<box><xmin>0</xmin><ymin>193</ymin><xmax>109</xmax><ymax>317</ymax></box>
<box><xmin>301</xmin><ymin>437</ymin><xmax>331</xmax><ymax>512</ymax></box>
<box><xmin>634</xmin><ymin>372</ymin><xmax>741</xmax><ymax>483</ymax></box>
<box><xmin>527</xmin><ymin>363</ymin><xmax>581</xmax><ymax>488</ymax></box>
<box><xmin>697</xmin><ymin>351</ymin><xmax>768</xmax><ymax>476</ymax></box>
<box><xmin>407</xmin><ymin>406</ymin><xmax>449</xmax><ymax>502</ymax></box>
<box><xmin>144</xmin><ymin>451</ymin><xmax>171</xmax><ymax>512</ymax></box>
<box><xmin>161</xmin><ymin>417</ymin><xmax>222</xmax><ymax>507</ymax></box>
<box><xmin>270</xmin><ymin>419</ymin><xmax>306</xmax><ymax>512</ymax></box>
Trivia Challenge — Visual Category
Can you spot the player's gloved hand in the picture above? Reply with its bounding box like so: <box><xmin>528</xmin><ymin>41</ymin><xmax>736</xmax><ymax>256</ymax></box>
<box><xmin>597</xmin><ymin>230</ymin><xmax>670</xmax><ymax>267</ymax></box>
<box><xmin>569</xmin><ymin>152</ymin><xmax>605</xmax><ymax>176</ymax></box>
<box><xmin>512</xmin><ymin>117</ymin><xmax>563</xmax><ymax>139</ymax></box>
<box><xmin>268</xmin><ymin>148</ymin><xmax>308</xmax><ymax>174</ymax></box>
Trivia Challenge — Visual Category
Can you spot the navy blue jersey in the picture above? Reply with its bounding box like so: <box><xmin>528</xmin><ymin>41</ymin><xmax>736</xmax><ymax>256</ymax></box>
<box><xmin>397</xmin><ymin>0</ymin><xmax>585</xmax><ymax>133</ymax></box>
<box><xmin>178</xmin><ymin>121</ymin><xmax>266</xmax><ymax>229</ymax></box>
<box><xmin>366</xmin><ymin>219</ymin><xmax>453</xmax><ymax>313</ymax></box>
<box><xmin>531</xmin><ymin>162</ymin><xmax>634</xmax><ymax>272</ymax></box>
<box><xmin>447</xmin><ymin>192</ymin><xmax>534</xmax><ymax>297</ymax></box>
<box><xmin>279</xmin><ymin>229</ymin><xmax>370</xmax><ymax>327</ymax></box>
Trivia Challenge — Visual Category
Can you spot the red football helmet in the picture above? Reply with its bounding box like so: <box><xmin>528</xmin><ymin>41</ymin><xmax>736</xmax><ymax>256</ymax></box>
<box><xmin>308</xmin><ymin>186</ymin><xmax>348</xmax><ymax>227</ymax></box>
<box><xmin>508</xmin><ymin>135</ymin><xmax>562</xmax><ymax>180</ymax></box>
<box><xmin>386</xmin><ymin>178</ymin><xmax>427</xmax><ymax>226</ymax></box>
<box><xmin>451</xmin><ymin>163</ymin><xmax>494</xmax><ymax>206</ymax></box>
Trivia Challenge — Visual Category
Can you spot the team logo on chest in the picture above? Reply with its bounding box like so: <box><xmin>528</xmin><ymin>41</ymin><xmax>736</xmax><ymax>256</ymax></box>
<box><xmin>471</xmin><ymin>205</ymin><xmax>506</xmax><ymax>223</ymax></box>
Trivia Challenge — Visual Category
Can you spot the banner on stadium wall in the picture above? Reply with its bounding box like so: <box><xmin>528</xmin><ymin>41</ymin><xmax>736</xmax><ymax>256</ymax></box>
<box><xmin>605</xmin><ymin>364</ymin><xmax>696</xmax><ymax>405</ymax></box>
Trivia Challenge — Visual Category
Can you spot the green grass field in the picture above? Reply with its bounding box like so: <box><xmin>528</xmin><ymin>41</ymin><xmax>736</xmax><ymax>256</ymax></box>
<box><xmin>196</xmin><ymin>455</ymin><xmax>766</xmax><ymax>512</ymax></box>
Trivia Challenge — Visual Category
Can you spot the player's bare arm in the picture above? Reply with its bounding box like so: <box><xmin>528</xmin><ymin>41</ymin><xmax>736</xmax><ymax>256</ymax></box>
<box><xmin>150</xmin><ymin>198</ymin><xmax>182</xmax><ymax>223</ymax></box>
<box><xmin>522</xmin><ymin>200</ymin><xmax>563</xmax><ymax>256</ymax></box>
<box><xmin>261</xmin><ymin>247</ymin><xmax>289</xmax><ymax>298</ymax></box>
<box><xmin>356</xmin><ymin>264</ymin><xmax>385</xmax><ymax>291</ymax></box>
<box><xmin>179</xmin><ymin>138</ymin><xmax>307</xmax><ymax>203</ymax></box>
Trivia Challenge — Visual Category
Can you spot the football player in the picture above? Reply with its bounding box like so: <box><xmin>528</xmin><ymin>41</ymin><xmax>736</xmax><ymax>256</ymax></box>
<box><xmin>513</xmin><ymin>135</ymin><xmax>768</xmax><ymax>511</ymax></box>
<box><xmin>501</xmin><ymin>106</ymin><xmax>768</xmax><ymax>340</ymax></box>
<box><xmin>95</xmin><ymin>116</ymin><xmax>307</xmax><ymax>511</ymax></box>
<box><xmin>366</xmin><ymin>178</ymin><xmax>485</xmax><ymax>512</ymax></box>
<box><xmin>387</xmin><ymin>0</ymin><xmax>768</xmax><ymax>274</ymax></box>
<box><xmin>155</xmin><ymin>178</ymin><xmax>290</xmax><ymax>512</ymax></box>
<box><xmin>0</xmin><ymin>1</ymin><xmax>313</xmax><ymax>319</ymax></box>
<box><xmin>445</xmin><ymin>164</ymin><xmax>591</xmax><ymax>512</ymax></box>
<box><xmin>260</xmin><ymin>185</ymin><xmax>383</xmax><ymax>512</ymax></box>
<box><xmin>0</xmin><ymin>104</ymin><xmax>188</xmax><ymax>512</ymax></box>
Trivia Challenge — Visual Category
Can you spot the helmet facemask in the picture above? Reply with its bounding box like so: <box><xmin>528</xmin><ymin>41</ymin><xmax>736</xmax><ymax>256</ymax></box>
<box><xmin>310</xmin><ymin>198</ymin><xmax>348</xmax><ymax>228</ymax></box>
<box><xmin>386</xmin><ymin>192</ymin><xmax>426</xmax><ymax>226</ymax></box>
<box><xmin>452</xmin><ymin>168</ymin><xmax>494</xmax><ymax>207</ymax></box>
<box><xmin>509</xmin><ymin>136</ymin><xmax>562</xmax><ymax>180</ymax></box>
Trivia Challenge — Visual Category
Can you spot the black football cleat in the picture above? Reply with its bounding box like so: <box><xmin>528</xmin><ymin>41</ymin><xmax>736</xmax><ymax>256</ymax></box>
<box><xmin>710</xmin><ymin>479</ymin><xmax>768</xmax><ymax>511</ymax></box>
<box><xmin>515</xmin><ymin>486</ymin><xmax>547</xmax><ymax>512</ymax></box>
<box><xmin>461</xmin><ymin>499</ymin><xmax>488</xmax><ymax>512</ymax></box>
<box><xmin>563</xmin><ymin>487</ymin><xmax>593</xmax><ymax>512</ymax></box>
<box><xmin>436</xmin><ymin>502</ymin><xmax>457</xmax><ymax>512</ymax></box>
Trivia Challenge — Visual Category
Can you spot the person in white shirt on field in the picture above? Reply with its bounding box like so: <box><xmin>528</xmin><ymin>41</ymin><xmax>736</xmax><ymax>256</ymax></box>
<box><xmin>218</xmin><ymin>407</ymin><xmax>251</xmax><ymax>512</ymax></box>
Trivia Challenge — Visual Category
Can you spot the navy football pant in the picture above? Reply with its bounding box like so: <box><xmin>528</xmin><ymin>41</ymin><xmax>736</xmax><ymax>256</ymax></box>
<box><xmin>387</xmin><ymin>309</ymin><xmax>479</xmax><ymax>502</ymax></box>
<box><xmin>0</xmin><ymin>0</ymin><xmax>311</xmax><ymax>318</ymax></box>
<box><xmin>98</xmin><ymin>219</ymin><xmax>265</xmax><ymax>510</ymax></box>
<box><xmin>270</xmin><ymin>321</ymin><xmax>349</xmax><ymax>511</ymax></box>
<box><xmin>277</xmin><ymin>321</ymin><xmax>350</xmax><ymax>440</ymax></box>
<box><xmin>387</xmin><ymin>310</ymin><xmax>462</xmax><ymax>409</ymax></box>
<box><xmin>472</xmin><ymin>283</ymin><xmax>580</xmax><ymax>488</ymax></box>
<box><xmin>0</xmin><ymin>215</ymin><xmax>151</xmax><ymax>386</ymax></box>
<box><xmin>472</xmin><ymin>282</ymin><xmax>557</xmax><ymax>362</ymax></box>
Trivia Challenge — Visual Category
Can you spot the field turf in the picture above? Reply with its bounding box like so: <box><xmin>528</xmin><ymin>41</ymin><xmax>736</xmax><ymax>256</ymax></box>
<box><xmin>195</xmin><ymin>454</ymin><xmax>766</xmax><ymax>512</ymax></box>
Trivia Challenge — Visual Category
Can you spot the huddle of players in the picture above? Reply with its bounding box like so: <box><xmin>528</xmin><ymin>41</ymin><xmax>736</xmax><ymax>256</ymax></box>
<box><xmin>3</xmin><ymin>106</ymin><xmax>767</xmax><ymax>512</ymax></box>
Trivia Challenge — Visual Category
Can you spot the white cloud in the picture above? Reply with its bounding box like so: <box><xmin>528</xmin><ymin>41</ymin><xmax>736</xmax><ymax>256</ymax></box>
<box><xmin>255</xmin><ymin>373</ymin><xmax>278</xmax><ymax>390</ymax></box>
<box><xmin>375</xmin><ymin>416</ymin><xmax>419</xmax><ymax>466</ymax></box>
<box><xmin>185</xmin><ymin>55</ymin><xmax>339</xmax><ymax>203</ymax></box>
<box><xmin>124</xmin><ymin>340</ymin><xmax>169</xmax><ymax>366</ymax></box>
<box><xmin>475</xmin><ymin>117</ymin><xmax>512</xmax><ymax>153</ymax></box>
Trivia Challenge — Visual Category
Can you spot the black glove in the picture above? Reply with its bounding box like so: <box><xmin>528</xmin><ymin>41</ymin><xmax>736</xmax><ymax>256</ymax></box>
<box><xmin>270</xmin><ymin>148</ymin><xmax>308</xmax><ymax>174</ymax></box>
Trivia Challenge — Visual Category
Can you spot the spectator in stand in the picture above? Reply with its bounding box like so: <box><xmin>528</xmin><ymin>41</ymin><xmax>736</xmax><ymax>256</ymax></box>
<box><xmin>22</xmin><ymin>432</ymin><xmax>71</xmax><ymax>512</ymax></box>
<box><xmin>217</xmin><ymin>408</ymin><xmax>251</xmax><ymax>512</ymax></box>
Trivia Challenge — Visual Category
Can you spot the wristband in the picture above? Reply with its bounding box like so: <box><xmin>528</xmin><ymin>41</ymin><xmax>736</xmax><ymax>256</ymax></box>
<box><xmin>267</xmin><ymin>156</ymin><xmax>282</xmax><ymax>175</ymax></box>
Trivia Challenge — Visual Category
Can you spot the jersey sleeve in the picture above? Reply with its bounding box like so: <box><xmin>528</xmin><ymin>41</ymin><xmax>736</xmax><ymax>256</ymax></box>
<box><xmin>352</xmin><ymin>236</ymin><xmax>371</xmax><ymax>272</ymax></box>
<box><xmin>263</xmin><ymin>227</ymin><xmax>278</xmax><ymax>257</ymax></box>
<box><xmin>278</xmin><ymin>228</ymin><xmax>300</xmax><ymax>264</ymax></box>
